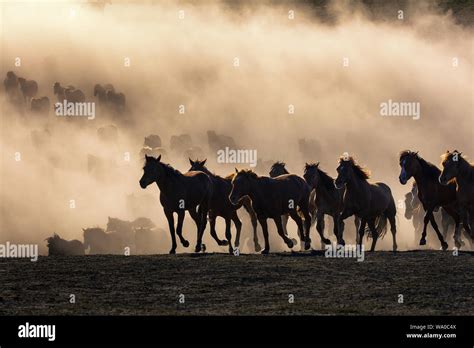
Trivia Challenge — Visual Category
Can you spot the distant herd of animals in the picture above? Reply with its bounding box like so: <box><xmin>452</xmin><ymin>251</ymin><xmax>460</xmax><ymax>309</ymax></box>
<box><xmin>3</xmin><ymin>71</ymin><xmax>126</xmax><ymax>116</ymax></box>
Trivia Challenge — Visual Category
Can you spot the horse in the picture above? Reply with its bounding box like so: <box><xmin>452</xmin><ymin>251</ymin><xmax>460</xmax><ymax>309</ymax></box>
<box><xmin>93</xmin><ymin>84</ymin><xmax>108</xmax><ymax>105</ymax></box>
<box><xmin>440</xmin><ymin>150</ymin><xmax>474</xmax><ymax>241</ymax></box>
<box><xmin>134</xmin><ymin>227</ymin><xmax>165</xmax><ymax>254</ymax></box>
<box><xmin>139</xmin><ymin>154</ymin><xmax>213</xmax><ymax>253</ymax></box>
<box><xmin>144</xmin><ymin>134</ymin><xmax>162</xmax><ymax>148</ymax></box>
<box><xmin>53</xmin><ymin>82</ymin><xmax>85</xmax><ymax>103</ymax></box>
<box><xmin>335</xmin><ymin>156</ymin><xmax>397</xmax><ymax>252</ymax></box>
<box><xmin>404</xmin><ymin>182</ymin><xmax>454</xmax><ymax>246</ymax></box>
<box><xmin>105</xmin><ymin>216</ymin><xmax>155</xmax><ymax>246</ymax></box>
<box><xmin>229</xmin><ymin>169</ymin><xmax>321</xmax><ymax>254</ymax></box>
<box><xmin>46</xmin><ymin>233</ymin><xmax>84</xmax><ymax>256</ymax></box>
<box><xmin>189</xmin><ymin>159</ymin><xmax>261</xmax><ymax>253</ymax></box>
<box><xmin>399</xmin><ymin>150</ymin><xmax>463</xmax><ymax>249</ymax></box>
<box><xmin>18</xmin><ymin>77</ymin><xmax>38</xmax><ymax>106</ymax></box>
<box><xmin>106</xmin><ymin>89</ymin><xmax>126</xmax><ymax>112</ymax></box>
<box><xmin>31</xmin><ymin>97</ymin><xmax>50</xmax><ymax>115</ymax></box>
<box><xmin>269</xmin><ymin>161</ymin><xmax>317</xmax><ymax>249</ymax></box>
<box><xmin>83</xmin><ymin>227</ymin><xmax>125</xmax><ymax>254</ymax></box>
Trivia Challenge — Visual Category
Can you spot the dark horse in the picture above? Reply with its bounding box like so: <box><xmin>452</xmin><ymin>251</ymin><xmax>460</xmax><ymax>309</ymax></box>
<box><xmin>440</xmin><ymin>150</ymin><xmax>474</xmax><ymax>241</ymax></box>
<box><xmin>335</xmin><ymin>156</ymin><xmax>397</xmax><ymax>252</ymax></box>
<box><xmin>229</xmin><ymin>169</ymin><xmax>323</xmax><ymax>253</ymax></box>
<box><xmin>139</xmin><ymin>155</ymin><xmax>212</xmax><ymax>253</ymax></box>
<box><xmin>188</xmin><ymin>158</ymin><xmax>261</xmax><ymax>253</ymax></box>
<box><xmin>404</xmin><ymin>182</ymin><xmax>454</xmax><ymax>244</ymax></box>
<box><xmin>399</xmin><ymin>150</ymin><xmax>462</xmax><ymax>250</ymax></box>
<box><xmin>269</xmin><ymin>162</ymin><xmax>315</xmax><ymax>249</ymax></box>
<box><xmin>304</xmin><ymin>162</ymin><xmax>353</xmax><ymax>245</ymax></box>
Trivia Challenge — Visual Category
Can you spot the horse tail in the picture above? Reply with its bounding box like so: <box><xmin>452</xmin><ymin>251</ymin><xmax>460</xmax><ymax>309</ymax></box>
<box><xmin>365</xmin><ymin>215</ymin><xmax>388</xmax><ymax>239</ymax></box>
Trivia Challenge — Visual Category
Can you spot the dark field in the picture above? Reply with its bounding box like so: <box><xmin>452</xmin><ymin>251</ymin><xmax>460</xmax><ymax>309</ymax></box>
<box><xmin>1</xmin><ymin>250</ymin><xmax>473</xmax><ymax>316</ymax></box>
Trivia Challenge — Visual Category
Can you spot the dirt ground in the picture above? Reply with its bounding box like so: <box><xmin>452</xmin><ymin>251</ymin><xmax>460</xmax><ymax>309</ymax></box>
<box><xmin>0</xmin><ymin>250</ymin><xmax>473</xmax><ymax>316</ymax></box>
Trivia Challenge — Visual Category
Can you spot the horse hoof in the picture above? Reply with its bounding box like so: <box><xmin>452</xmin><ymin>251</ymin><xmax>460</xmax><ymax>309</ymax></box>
<box><xmin>195</xmin><ymin>245</ymin><xmax>202</xmax><ymax>253</ymax></box>
<box><xmin>219</xmin><ymin>240</ymin><xmax>229</xmax><ymax>246</ymax></box>
<box><xmin>254</xmin><ymin>243</ymin><xmax>262</xmax><ymax>252</ymax></box>
<box><xmin>454</xmin><ymin>240</ymin><xmax>461</xmax><ymax>249</ymax></box>
<box><xmin>323</xmin><ymin>238</ymin><xmax>331</xmax><ymax>245</ymax></box>
<box><xmin>442</xmin><ymin>242</ymin><xmax>449</xmax><ymax>251</ymax></box>
<box><xmin>261</xmin><ymin>249</ymin><xmax>269</xmax><ymax>255</ymax></box>
<box><xmin>169</xmin><ymin>249</ymin><xmax>176</xmax><ymax>254</ymax></box>
<box><xmin>182</xmin><ymin>240</ymin><xmax>190</xmax><ymax>248</ymax></box>
<box><xmin>202</xmin><ymin>244</ymin><xmax>206</xmax><ymax>252</ymax></box>
<box><xmin>286</xmin><ymin>240</ymin><xmax>294</xmax><ymax>248</ymax></box>
<box><xmin>338</xmin><ymin>239</ymin><xmax>346</xmax><ymax>246</ymax></box>
<box><xmin>291</xmin><ymin>238</ymin><xmax>298</xmax><ymax>246</ymax></box>
<box><xmin>419</xmin><ymin>238</ymin><xmax>426</xmax><ymax>246</ymax></box>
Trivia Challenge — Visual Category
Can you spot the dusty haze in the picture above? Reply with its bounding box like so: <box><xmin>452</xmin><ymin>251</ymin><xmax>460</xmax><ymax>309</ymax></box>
<box><xmin>1</xmin><ymin>0</ymin><xmax>473</xmax><ymax>254</ymax></box>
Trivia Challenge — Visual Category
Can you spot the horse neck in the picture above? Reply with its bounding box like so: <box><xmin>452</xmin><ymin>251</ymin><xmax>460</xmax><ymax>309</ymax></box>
<box><xmin>155</xmin><ymin>166</ymin><xmax>181</xmax><ymax>193</ymax></box>
<box><xmin>457</xmin><ymin>159</ymin><xmax>474</xmax><ymax>185</ymax></box>
<box><xmin>247</xmin><ymin>176</ymin><xmax>266</xmax><ymax>203</ymax></box>
<box><xmin>345</xmin><ymin>173</ymin><xmax>370</xmax><ymax>202</ymax></box>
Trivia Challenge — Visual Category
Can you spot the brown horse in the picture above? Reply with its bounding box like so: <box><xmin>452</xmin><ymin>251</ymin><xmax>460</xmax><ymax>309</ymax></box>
<box><xmin>139</xmin><ymin>155</ymin><xmax>212</xmax><ymax>253</ymax></box>
<box><xmin>335</xmin><ymin>156</ymin><xmax>397</xmax><ymax>252</ymax></box>
<box><xmin>404</xmin><ymin>182</ymin><xmax>454</xmax><ymax>246</ymax></box>
<box><xmin>188</xmin><ymin>158</ymin><xmax>261</xmax><ymax>253</ymax></box>
<box><xmin>399</xmin><ymin>150</ymin><xmax>462</xmax><ymax>249</ymax></box>
<box><xmin>269</xmin><ymin>161</ymin><xmax>317</xmax><ymax>249</ymax></box>
<box><xmin>440</xmin><ymin>150</ymin><xmax>474</xmax><ymax>241</ymax></box>
<box><xmin>229</xmin><ymin>169</ymin><xmax>322</xmax><ymax>254</ymax></box>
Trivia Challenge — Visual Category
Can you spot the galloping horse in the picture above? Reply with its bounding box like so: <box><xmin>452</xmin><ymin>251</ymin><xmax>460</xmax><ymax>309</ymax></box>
<box><xmin>335</xmin><ymin>156</ymin><xmax>397</xmax><ymax>252</ymax></box>
<box><xmin>139</xmin><ymin>155</ymin><xmax>213</xmax><ymax>253</ymax></box>
<box><xmin>189</xmin><ymin>158</ymin><xmax>261</xmax><ymax>253</ymax></box>
<box><xmin>440</xmin><ymin>150</ymin><xmax>474</xmax><ymax>242</ymax></box>
<box><xmin>399</xmin><ymin>150</ymin><xmax>461</xmax><ymax>249</ymax></box>
<box><xmin>229</xmin><ymin>169</ymin><xmax>327</xmax><ymax>254</ymax></box>
<box><xmin>269</xmin><ymin>162</ymin><xmax>317</xmax><ymax>249</ymax></box>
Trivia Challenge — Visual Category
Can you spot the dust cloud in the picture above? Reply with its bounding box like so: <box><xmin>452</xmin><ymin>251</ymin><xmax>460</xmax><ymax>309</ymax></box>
<box><xmin>1</xmin><ymin>0</ymin><xmax>472</xmax><ymax>254</ymax></box>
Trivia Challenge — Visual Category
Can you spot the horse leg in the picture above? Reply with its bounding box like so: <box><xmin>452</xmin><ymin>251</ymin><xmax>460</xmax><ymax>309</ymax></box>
<box><xmin>258</xmin><ymin>216</ymin><xmax>270</xmax><ymax>254</ymax></box>
<box><xmin>316</xmin><ymin>212</ymin><xmax>325</xmax><ymax>248</ymax></box>
<box><xmin>164</xmin><ymin>209</ymin><xmax>177</xmax><ymax>254</ymax></box>
<box><xmin>273</xmin><ymin>215</ymin><xmax>294</xmax><ymax>249</ymax></box>
<box><xmin>197</xmin><ymin>202</ymin><xmax>211</xmax><ymax>252</ymax></box>
<box><xmin>188</xmin><ymin>208</ymin><xmax>204</xmax><ymax>252</ymax></box>
<box><xmin>208</xmin><ymin>211</ymin><xmax>228</xmax><ymax>247</ymax></box>
<box><xmin>281</xmin><ymin>214</ymin><xmax>289</xmax><ymax>237</ymax></box>
<box><xmin>231</xmin><ymin>211</ymin><xmax>242</xmax><ymax>249</ymax></box>
<box><xmin>224</xmin><ymin>217</ymin><xmax>234</xmax><ymax>254</ymax></box>
<box><xmin>244</xmin><ymin>201</ymin><xmax>261</xmax><ymax>252</ymax></box>
<box><xmin>387</xmin><ymin>213</ymin><xmax>397</xmax><ymax>252</ymax></box>
<box><xmin>357</xmin><ymin>218</ymin><xmax>367</xmax><ymax>248</ymax></box>
<box><xmin>176</xmin><ymin>210</ymin><xmax>190</xmax><ymax>248</ymax></box>
<box><xmin>368</xmin><ymin>218</ymin><xmax>379</xmax><ymax>252</ymax></box>
<box><xmin>428</xmin><ymin>212</ymin><xmax>449</xmax><ymax>251</ymax></box>
<box><xmin>288</xmin><ymin>210</ymin><xmax>305</xmax><ymax>251</ymax></box>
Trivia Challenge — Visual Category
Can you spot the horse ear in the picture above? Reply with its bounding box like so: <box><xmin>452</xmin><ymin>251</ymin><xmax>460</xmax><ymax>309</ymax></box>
<box><xmin>316</xmin><ymin>162</ymin><xmax>320</xmax><ymax>167</ymax></box>
<box><xmin>145</xmin><ymin>154</ymin><xmax>150</xmax><ymax>161</ymax></box>
<box><xmin>189</xmin><ymin>158</ymin><xmax>193</xmax><ymax>166</ymax></box>
<box><xmin>235</xmin><ymin>167</ymin><xmax>239</xmax><ymax>173</ymax></box>
<box><xmin>82</xmin><ymin>228</ymin><xmax>86</xmax><ymax>232</ymax></box>
<box><xmin>202</xmin><ymin>159</ymin><xmax>207</xmax><ymax>165</ymax></box>
<box><xmin>157</xmin><ymin>154</ymin><xmax>161</xmax><ymax>162</ymax></box>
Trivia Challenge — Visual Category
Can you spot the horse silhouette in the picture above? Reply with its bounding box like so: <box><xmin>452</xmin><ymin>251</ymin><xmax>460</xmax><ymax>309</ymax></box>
<box><xmin>18</xmin><ymin>77</ymin><xmax>38</xmax><ymax>106</ymax></box>
<box><xmin>399</xmin><ymin>150</ymin><xmax>461</xmax><ymax>249</ymax></box>
<box><xmin>335</xmin><ymin>156</ymin><xmax>397</xmax><ymax>252</ymax></box>
<box><xmin>440</xmin><ymin>150</ymin><xmax>474</xmax><ymax>242</ymax></box>
<box><xmin>46</xmin><ymin>233</ymin><xmax>84</xmax><ymax>256</ymax></box>
<box><xmin>189</xmin><ymin>159</ymin><xmax>261</xmax><ymax>253</ymax></box>
<box><xmin>269</xmin><ymin>161</ymin><xmax>318</xmax><ymax>249</ymax></box>
<box><xmin>83</xmin><ymin>227</ymin><xmax>125</xmax><ymax>254</ymax></box>
<box><xmin>139</xmin><ymin>154</ymin><xmax>213</xmax><ymax>253</ymax></box>
<box><xmin>229</xmin><ymin>169</ymin><xmax>315</xmax><ymax>253</ymax></box>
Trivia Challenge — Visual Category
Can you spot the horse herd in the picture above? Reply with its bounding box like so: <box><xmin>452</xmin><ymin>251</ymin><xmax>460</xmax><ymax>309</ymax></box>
<box><xmin>3</xmin><ymin>71</ymin><xmax>126</xmax><ymax>115</ymax></box>
<box><xmin>139</xmin><ymin>150</ymin><xmax>474</xmax><ymax>255</ymax></box>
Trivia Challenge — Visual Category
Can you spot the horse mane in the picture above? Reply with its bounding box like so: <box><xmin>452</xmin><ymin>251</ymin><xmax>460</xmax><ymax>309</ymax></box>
<box><xmin>339</xmin><ymin>156</ymin><xmax>371</xmax><ymax>180</ymax></box>
<box><xmin>400</xmin><ymin>150</ymin><xmax>440</xmax><ymax>179</ymax></box>
<box><xmin>159</xmin><ymin>161</ymin><xmax>183</xmax><ymax>178</ymax></box>
<box><xmin>441</xmin><ymin>151</ymin><xmax>474</xmax><ymax>181</ymax></box>
<box><xmin>236</xmin><ymin>169</ymin><xmax>259</xmax><ymax>179</ymax></box>
<box><xmin>305</xmin><ymin>163</ymin><xmax>336</xmax><ymax>191</ymax></box>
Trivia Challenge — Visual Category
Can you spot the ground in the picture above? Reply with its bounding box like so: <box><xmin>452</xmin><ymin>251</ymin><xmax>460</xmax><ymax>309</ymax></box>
<box><xmin>0</xmin><ymin>250</ymin><xmax>473</xmax><ymax>315</ymax></box>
